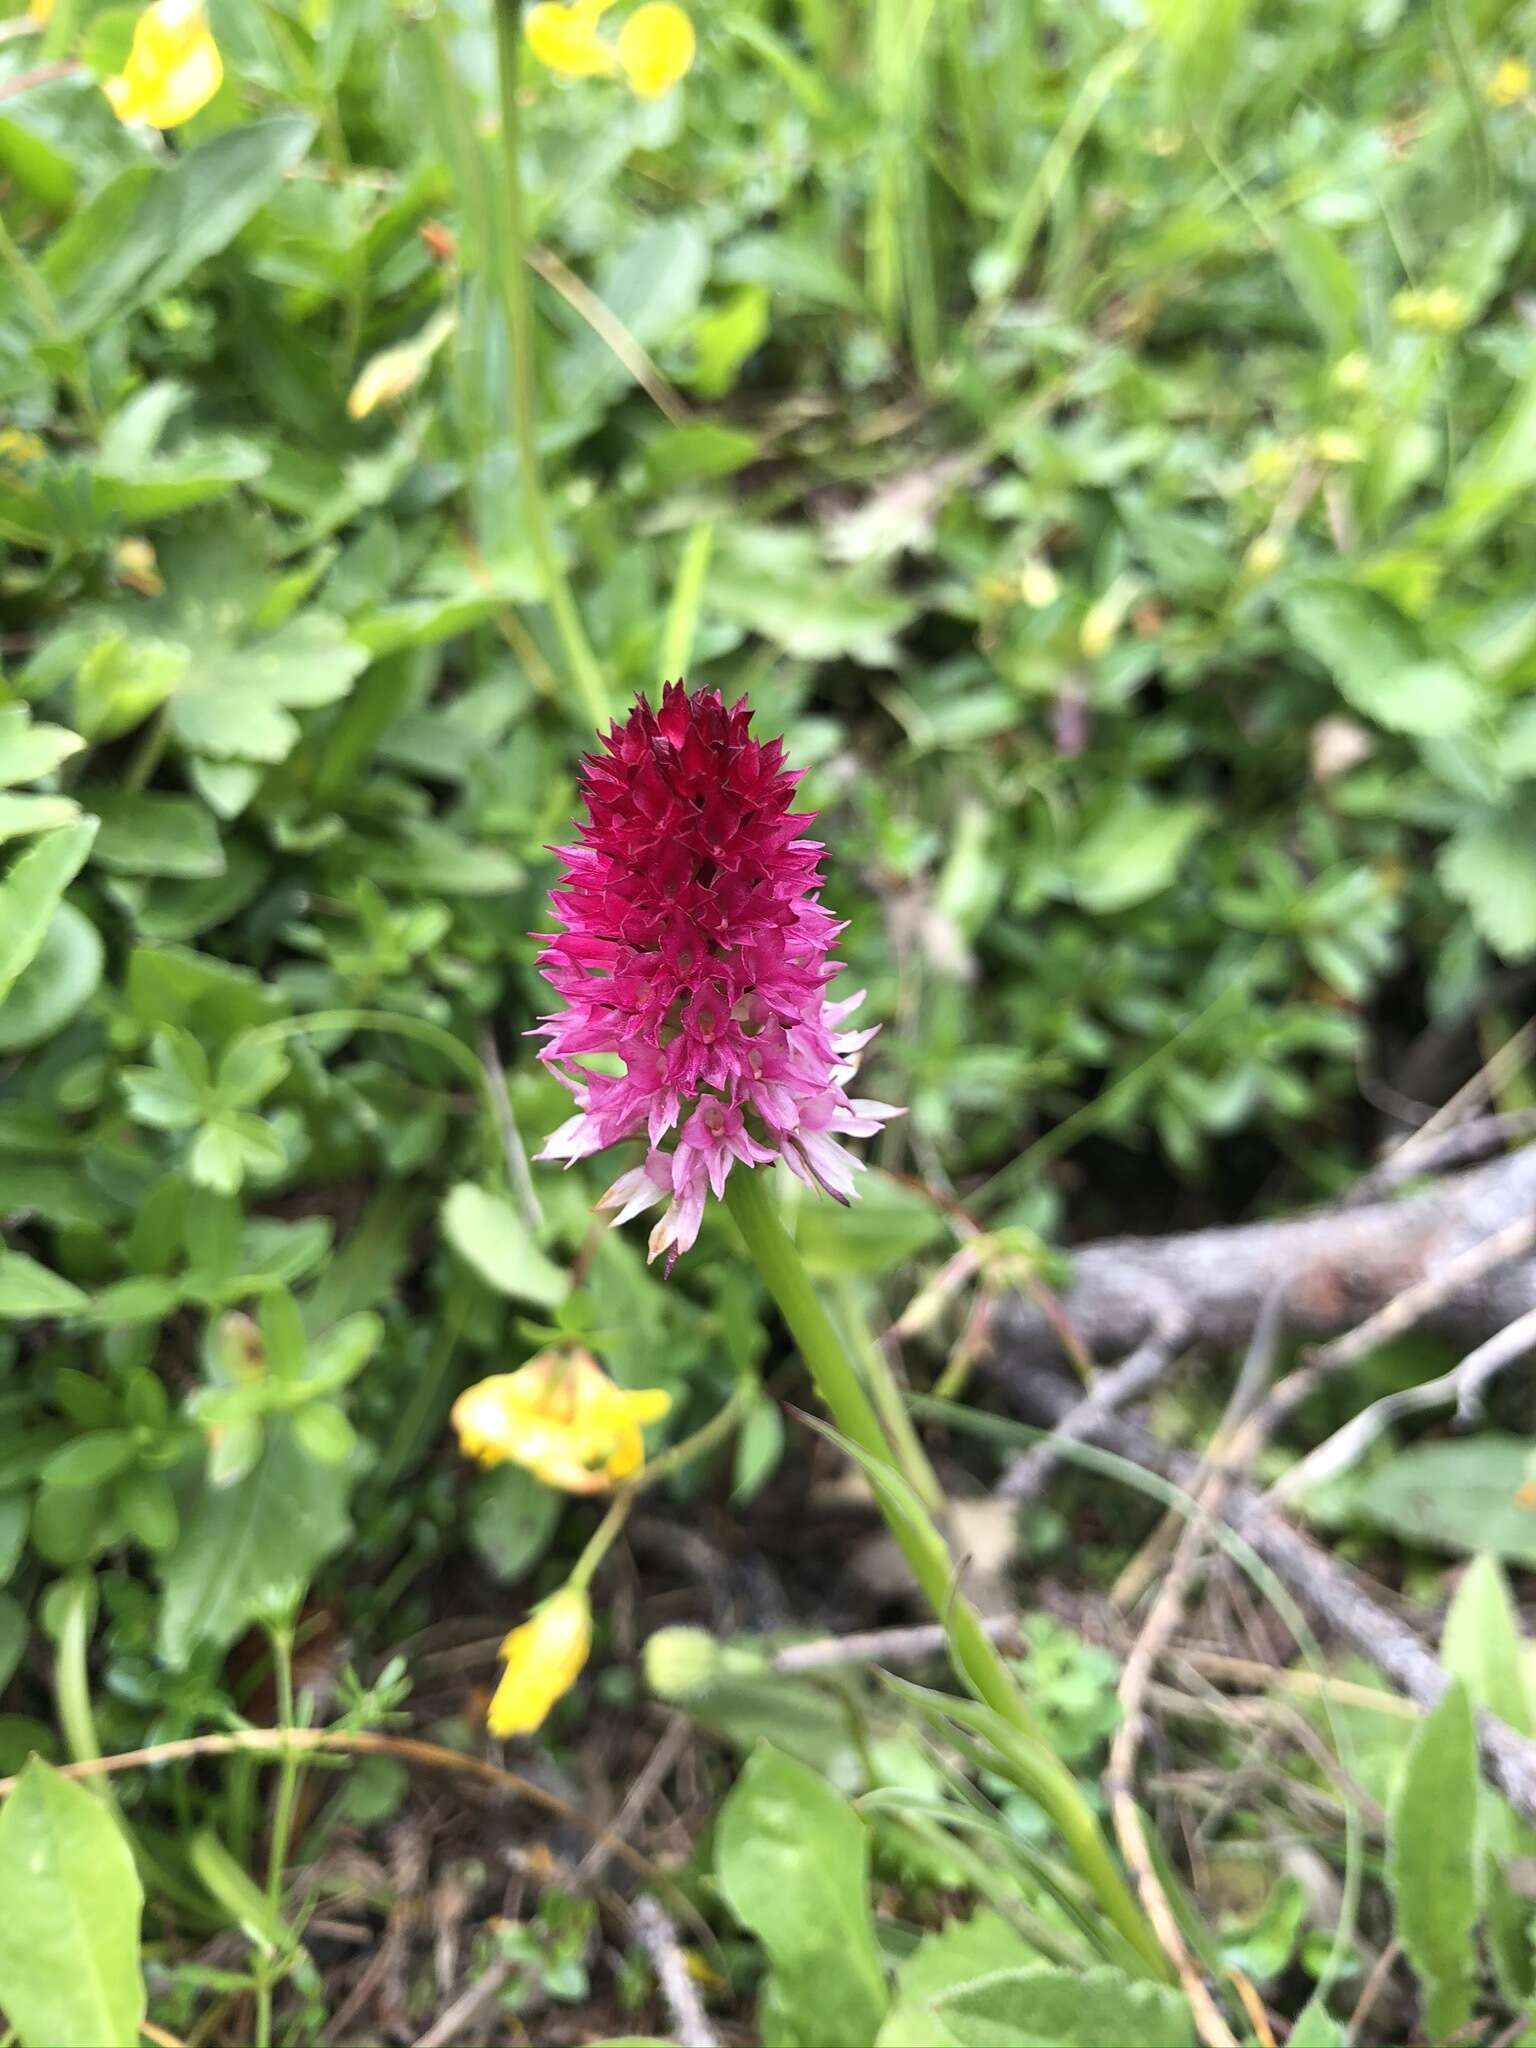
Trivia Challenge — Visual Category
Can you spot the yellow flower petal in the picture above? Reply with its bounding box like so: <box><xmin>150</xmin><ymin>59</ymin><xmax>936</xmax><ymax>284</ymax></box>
<box><xmin>488</xmin><ymin>1587</ymin><xmax>591</xmax><ymax>1737</ymax></box>
<box><xmin>617</xmin><ymin>1</ymin><xmax>695</xmax><ymax>97</ymax></box>
<box><xmin>451</xmin><ymin>1349</ymin><xmax>671</xmax><ymax>1494</ymax></box>
<box><xmin>525</xmin><ymin>0</ymin><xmax>618</xmax><ymax>79</ymax></box>
<box><xmin>27</xmin><ymin>0</ymin><xmax>54</xmax><ymax>25</ymax></box>
<box><xmin>104</xmin><ymin>0</ymin><xmax>222</xmax><ymax>129</ymax></box>
<box><xmin>1488</xmin><ymin>57</ymin><xmax>1531</xmax><ymax>107</ymax></box>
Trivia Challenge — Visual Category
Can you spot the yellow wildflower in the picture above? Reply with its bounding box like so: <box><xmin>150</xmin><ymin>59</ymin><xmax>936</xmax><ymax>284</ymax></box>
<box><xmin>0</xmin><ymin>426</ymin><xmax>46</xmax><ymax>470</ymax></box>
<box><xmin>26</xmin><ymin>0</ymin><xmax>54</xmax><ymax>23</ymax></box>
<box><xmin>488</xmin><ymin>1587</ymin><xmax>592</xmax><ymax>1737</ymax></box>
<box><xmin>525</xmin><ymin>0</ymin><xmax>695</xmax><ymax>95</ymax></box>
<box><xmin>525</xmin><ymin>0</ymin><xmax>619</xmax><ymax>79</ymax></box>
<box><xmin>452</xmin><ymin>1347</ymin><xmax>671</xmax><ymax>1494</ymax></box>
<box><xmin>1313</xmin><ymin>429</ymin><xmax>1364</xmax><ymax>465</ymax></box>
<box><xmin>1488</xmin><ymin>57</ymin><xmax>1531</xmax><ymax>107</ymax></box>
<box><xmin>617</xmin><ymin>2</ymin><xmax>695</xmax><ymax>97</ymax></box>
<box><xmin>1390</xmin><ymin>285</ymin><xmax>1469</xmax><ymax>335</ymax></box>
<box><xmin>104</xmin><ymin>0</ymin><xmax>222</xmax><ymax>129</ymax></box>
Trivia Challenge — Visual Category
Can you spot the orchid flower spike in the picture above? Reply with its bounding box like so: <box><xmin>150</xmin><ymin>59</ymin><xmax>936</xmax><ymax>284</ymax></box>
<box><xmin>535</xmin><ymin>683</ymin><xmax>901</xmax><ymax>1264</ymax></box>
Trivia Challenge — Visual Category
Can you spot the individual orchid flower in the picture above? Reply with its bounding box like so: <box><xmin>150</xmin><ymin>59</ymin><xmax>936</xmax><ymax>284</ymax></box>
<box><xmin>535</xmin><ymin>683</ymin><xmax>901</xmax><ymax>1264</ymax></box>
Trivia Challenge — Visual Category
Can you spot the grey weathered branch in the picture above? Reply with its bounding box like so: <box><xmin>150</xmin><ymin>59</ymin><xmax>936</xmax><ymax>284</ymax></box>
<box><xmin>996</xmin><ymin>1149</ymin><xmax>1536</xmax><ymax>1366</ymax></box>
<box><xmin>1001</xmin><ymin>1361</ymin><xmax>1536</xmax><ymax>1828</ymax></box>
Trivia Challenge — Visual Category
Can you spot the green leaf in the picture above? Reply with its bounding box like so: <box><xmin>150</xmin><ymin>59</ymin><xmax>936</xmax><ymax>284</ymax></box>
<box><xmin>877</xmin><ymin>1914</ymin><xmax>1041</xmax><ymax>2048</ymax></box>
<box><xmin>441</xmin><ymin>1183</ymin><xmax>569</xmax><ymax>1310</ymax></box>
<box><xmin>0</xmin><ymin>708</ymin><xmax>84</xmax><ymax>790</ymax></box>
<box><xmin>0</xmin><ymin>1595</ymin><xmax>25</xmax><ymax>1695</ymax></box>
<box><xmin>1388</xmin><ymin>1678</ymin><xmax>1480</xmax><ymax>2042</ymax></box>
<box><xmin>171</xmin><ymin>614</ymin><xmax>369</xmax><ymax>764</ymax></box>
<box><xmin>0</xmin><ymin>905</ymin><xmax>104</xmax><ymax>1054</ymax></box>
<box><xmin>1283</xmin><ymin>585</ymin><xmax>1485</xmax><ymax>735</ymax></box>
<box><xmin>0</xmin><ymin>1756</ymin><xmax>145</xmax><ymax>2048</ymax></box>
<box><xmin>1441</xmin><ymin>1553</ymin><xmax>1532</xmax><ymax>1734</ymax></box>
<box><xmin>1069</xmin><ymin>798</ymin><xmax>1210</xmax><ymax>914</ymax></box>
<box><xmin>291</xmin><ymin>1401</ymin><xmax>358</xmax><ymax>1466</ymax></box>
<box><xmin>41</xmin><ymin>117</ymin><xmax>315</xmax><ymax>336</ymax></box>
<box><xmin>188</xmin><ymin>1829</ymin><xmax>290</xmax><ymax>1957</ymax></box>
<box><xmin>0</xmin><ymin>1251</ymin><xmax>88</xmax><ymax>1320</ymax></box>
<box><xmin>41</xmin><ymin>1431</ymin><xmax>137</xmax><ymax>1489</ymax></box>
<box><xmin>716</xmin><ymin>1745</ymin><xmax>889</xmax><ymax>2048</ymax></box>
<box><xmin>0</xmin><ymin>820</ymin><xmax>97</xmax><ymax>1007</ymax></box>
<box><xmin>156</xmin><ymin>1421</ymin><xmax>352</xmax><ymax>1666</ymax></box>
<box><xmin>469</xmin><ymin>1464</ymin><xmax>562</xmax><ymax>1583</ymax></box>
<box><xmin>1349</xmin><ymin>1435</ymin><xmax>1536</xmax><ymax>1565</ymax></box>
<box><xmin>1277</xmin><ymin>1999</ymin><xmax>1343</xmax><ymax>2047</ymax></box>
<box><xmin>1440</xmin><ymin>808</ymin><xmax>1536</xmax><ymax>961</ymax></box>
<box><xmin>86</xmin><ymin>792</ymin><xmax>225</xmax><ymax>880</ymax></box>
<box><xmin>932</xmin><ymin>1965</ymin><xmax>1193</xmax><ymax>2047</ymax></box>
<box><xmin>793</xmin><ymin>1171</ymin><xmax>945</xmax><ymax>1277</ymax></box>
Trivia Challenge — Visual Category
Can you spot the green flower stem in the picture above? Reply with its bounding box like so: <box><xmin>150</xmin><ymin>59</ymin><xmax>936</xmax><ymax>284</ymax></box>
<box><xmin>832</xmin><ymin>1271</ymin><xmax>947</xmax><ymax>1520</ymax></box>
<box><xmin>490</xmin><ymin>0</ymin><xmax>609</xmax><ymax>730</ymax></box>
<box><xmin>567</xmin><ymin>1381</ymin><xmax>755</xmax><ymax>1593</ymax></box>
<box><xmin>723</xmin><ymin>1168</ymin><xmax>1170</xmax><ymax>1981</ymax></box>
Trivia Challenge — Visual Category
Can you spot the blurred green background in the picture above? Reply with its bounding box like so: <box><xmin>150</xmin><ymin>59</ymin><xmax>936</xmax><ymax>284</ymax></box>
<box><xmin>2</xmin><ymin>0</ymin><xmax>1536</xmax><ymax>2037</ymax></box>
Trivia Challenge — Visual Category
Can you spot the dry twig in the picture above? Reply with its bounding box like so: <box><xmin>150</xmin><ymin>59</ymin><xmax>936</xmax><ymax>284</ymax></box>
<box><xmin>631</xmin><ymin>1895</ymin><xmax>719</xmax><ymax>2048</ymax></box>
<box><xmin>997</xmin><ymin>1309</ymin><xmax>1188</xmax><ymax>1504</ymax></box>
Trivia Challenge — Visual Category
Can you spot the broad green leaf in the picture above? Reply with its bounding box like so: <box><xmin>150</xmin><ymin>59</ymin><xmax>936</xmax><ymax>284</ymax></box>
<box><xmin>41</xmin><ymin>118</ymin><xmax>315</xmax><ymax>336</ymax></box>
<box><xmin>932</xmin><ymin>1964</ymin><xmax>1194</xmax><ymax>2047</ymax></box>
<box><xmin>87</xmin><ymin>792</ymin><xmax>225</xmax><ymax>880</ymax></box>
<box><xmin>1283</xmin><ymin>584</ymin><xmax>1484</xmax><ymax>736</ymax></box>
<box><xmin>1349</xmin><ymin>1436</ymin><xmax>1536</xmax><ymax>1565</ymax></box>
<box><xmin>0</xmin><ymin>819</ymin><xmax>97</xmax><ymax>1006</ymax></box>
<box><xmin>0</xmin><ymin>1251</ymin><xmax>88</xmax><ymax>1320</ymax></box>
<box><xmin>1388</xmin><ymin>1678</ymin><xmax>1479</xmax><ymax>2042</ymax></box>
<box><xmin>877</xmin><ymin>1913</ymin><xmax>1041</xmax><ymax>2048</ymax></box>
<box><xmin>1427</xmin><ymin>360</ymin><xmax>1536</xmax><ymax>553</ymax></box>
<box><xmin>0</xmin><ymin>905</ymin><xmax>103</xmax><ymax>1054</ymax></box>
<box><xmin>170</xmin><ymin>614</ymin><xmax>369</xmax><ymax>763</ymax></box>
<box><xmin>40</xmin><ymin>1430</ymin><xmax>137</xmax><ymax>1489</ymax></box>
<box><xmin>0</xmin><ymin>708</ymin><xmax>84</xmax><ymax>790</ymax></box>
<box><xmin>793</xmin><ymin>1170</ymin><xmax>945</xmax><ymax>1276</ymax></box>
<box><xmin>1069</xmin><ymin>798</ymin><xmax>1210</xmax><ymax>914</ymax></box>
<box><xmin>469</xmin><ymin>1465</ymin><xmax>562</xmax><ymax>1582</ymax></box>
<box><xmin>0</xmin><ymin>1756</ymin><xmax>145</xmax><ymax>2048</ymax></box>
<box><xmin>441</xmin><ymin>1183</ymin><xmax>568</xmax><ymax>1310</ymax></box>
<box><xmin>716</xmin><ymin>1745</ymin><xmax>889</xmax><ymax>2048</ymax></box>
<box><xmin>1285</xmin><ymin>2001</ymin><xmax>1345</xmax><ymax>2047</ymax></box>
<box><xmin>1439</xmin><ymin>809</ymin><xmax>1536</xmax><ymax>961</ymax></box>
<box><xmin>1442</xmin><ymin>1553</ymin><xmax>1532</xmax><ymax>1734</ymax></box>
<box><xmin>156</xmin><ymin>1421</ymin><xmax>352</xmax><ymax>1666</ymax></box>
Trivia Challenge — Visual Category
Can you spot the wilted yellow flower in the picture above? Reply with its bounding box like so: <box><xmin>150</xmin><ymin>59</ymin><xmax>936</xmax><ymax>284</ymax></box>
<box><xmin>452</xmin><ymin>1348</ymin><xmax>671</xmax><ymax>1493</ymax></box>
<box><xmin>617</xmin><ymin>1</ymin><xmax>695</xmax><ymax>96</ymax></box>
<box><xmin>1488</xmin><ymin>57</ymin><xmax>1531</xmax><ymax>107</ymax></box>
<box><xmin>1020</xmin><ymin>560</ymin><xmax>1061</xmax><ymax>609</ymax></box>
<box><xmin>346</xmin><ymin>311</ymin><xmax>456</xmax><ymax>421</ymax></box>
<box><xmin>488</xmin><ymin>1588</ymin><xmax>592</xmax><ymax>1737</ymax></box>
<box><xmin>526</xmin><ymin>0</ymin><xmax>618</xmax><ymax>79</ymax></box>
<box><xmin>114</xmin><ymin>536</ymin><xmax>163</xmax><ymax>595</ymax></box>
<box><xmin>104</xmin><ymin>0</ymin><xmax>222</xmax><ymax>129</ymax></box>
<box><xmin>1243</xmin><ymin>533</ymin><xmax>1285</xmax><ymax>578</ymax></box>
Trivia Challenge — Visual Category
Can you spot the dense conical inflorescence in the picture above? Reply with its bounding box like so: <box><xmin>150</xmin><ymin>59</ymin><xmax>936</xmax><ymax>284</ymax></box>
<box><xmin>536</xmin><ymin>682</ymin><xmax>899</xmax><ymax>1261</ymax></box>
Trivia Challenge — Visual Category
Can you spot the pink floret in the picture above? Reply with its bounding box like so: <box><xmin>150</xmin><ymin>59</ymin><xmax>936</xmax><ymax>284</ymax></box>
<box><xmin>534</xmin><ymin>682</ymin><xmax>901</xmax><ymax>1264</ymax></box>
